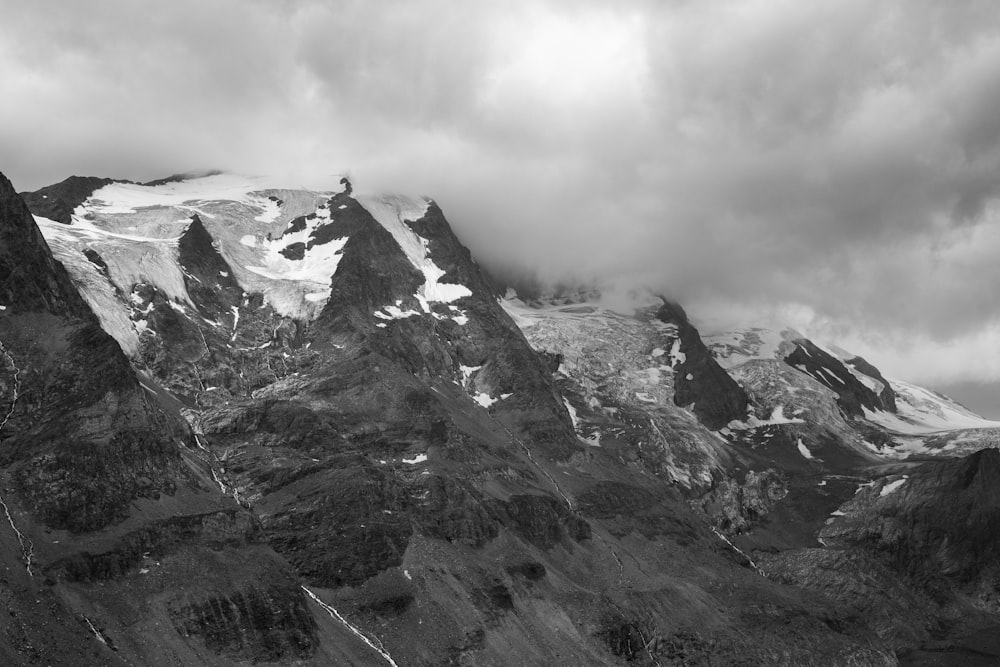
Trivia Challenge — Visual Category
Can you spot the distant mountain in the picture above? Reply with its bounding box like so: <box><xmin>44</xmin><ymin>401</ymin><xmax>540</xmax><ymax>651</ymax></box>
<box><xmin>2</xmin><ymin>169</ymin><xmax>997</xmax><ymax>664</ymax></box>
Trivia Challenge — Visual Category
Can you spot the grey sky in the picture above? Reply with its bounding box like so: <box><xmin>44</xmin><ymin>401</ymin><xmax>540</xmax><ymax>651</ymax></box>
<box><xmin>3</xmin><ymin>1</ymin><xmax>1000</xmax><ymax>406</ymax></box>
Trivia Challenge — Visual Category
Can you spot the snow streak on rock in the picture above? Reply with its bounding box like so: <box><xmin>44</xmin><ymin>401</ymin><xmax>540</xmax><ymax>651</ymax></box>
<box><xmin>357</xmin><ymin>194</ymin><xmax>472</xmax><ymax>310</ymax></box>
<box><xmin>711</xmin><ymin>527</ymin><xmax>766</xmax><ymax>578</ymax></box>
<box><xmin>301</xmin><ymin>586</ymin><xmax>399</xmax><ymax>667</ymax></box>
<box><xmin>83</xmin><ymin>616</ymin><xmax>108</xmax><ymax>645</ymax></box>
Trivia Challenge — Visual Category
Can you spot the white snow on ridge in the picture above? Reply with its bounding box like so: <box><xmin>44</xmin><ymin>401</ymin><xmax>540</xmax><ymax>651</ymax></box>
<box><xmin>839</xmin><ymin>362</ymin><xmax>886</xmax><ymax>395</ymax></box>
<box><xmin>82</xmin><ymin>173</ymin><xmax>334</xmax><ymax>215</ymax></box>
<box><xmin>356</xmin><ymin>194</ymin><xmax>472</xmax><ymax>310</ymax></box>
<box><xmin>61</xmin><ymin>173</ymin><xmax>348</xmax><ymax>321</ymax></box>
<box><xmin>862</xmin><ymin>377</ymin><xmax>1000</xmax><ymax>435</ymax></box>
<box><xmin>879</xmin><ymin>476</ymin><xmax>908</xmax><ymax>497</ymax></box>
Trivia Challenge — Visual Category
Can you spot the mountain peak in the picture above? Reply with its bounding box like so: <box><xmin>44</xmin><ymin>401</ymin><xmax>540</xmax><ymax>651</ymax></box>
<box><xmin>19</xmin><ymin>174</ymin><xmax>120</xmax><ymax>224</ymax></box>
<box><xmin>0</xmin><ymin>172</ymin><xmax>95</xmax><ymax>317</ymax></box>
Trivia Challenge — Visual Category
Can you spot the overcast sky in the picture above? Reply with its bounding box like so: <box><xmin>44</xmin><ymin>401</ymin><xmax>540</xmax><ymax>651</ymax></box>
<box><xmin>3</xmin><ymin>1</ymin><xmax>1000</xmax><ymax>413</ymax></box>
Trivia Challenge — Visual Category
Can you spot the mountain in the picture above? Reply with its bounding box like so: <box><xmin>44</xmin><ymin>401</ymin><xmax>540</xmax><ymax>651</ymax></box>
<box><xmin>3</xmin><ymin>169</ymin><xmax>998</xmax><ymax>664</ymax></box>
<box><xmin>0</xmin><ymin>172</ymin><xmax>361</xmax><ymax>665</ymax></box>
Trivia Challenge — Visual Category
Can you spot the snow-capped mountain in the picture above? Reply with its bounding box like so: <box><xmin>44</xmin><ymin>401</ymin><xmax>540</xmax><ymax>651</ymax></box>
<box><xmin>706</xmin><ymin>326</ymin><xmax>1000</xmax><ymax>459</ymax></box>
<box><xmin>3</xmin><ymin>169</ymin><xmax>1000</xmax><ymax>665</ymax></box>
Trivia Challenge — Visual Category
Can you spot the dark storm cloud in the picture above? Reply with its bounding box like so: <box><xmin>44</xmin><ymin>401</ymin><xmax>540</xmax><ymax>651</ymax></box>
<box><xmin>3</xmin><ymin>0</ymin><xmax>1000</xmax><ymax>381</ymax></box>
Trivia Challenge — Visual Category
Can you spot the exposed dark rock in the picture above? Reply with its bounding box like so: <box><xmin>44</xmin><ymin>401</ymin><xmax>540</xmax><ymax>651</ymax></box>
<box><xmin>845</xmin><ymin>355</ymin><xmax>898</xmax><ymax>412</ymax></box>
<box><xmin>822</xmin><ymin>448</ymin><xmax>1000</xmax><ymax>608</ymax></box>
<box><xmin>82</xmin><ymin>248</ymin><xmax>108</xmax><ymax>272</ymax></box>
<box><xmin>281</xmin><ymin>214</ymin><xmax>309</xmax><ymax>237</ymax></box>
<box><xmin>505</xmin><ymin>561</ymin><xmax>546</xmax><ymax>581</ymax></box>
<box><xmin>759</xmin><ymin>548</ymin><xmax>941</xmax><ymax>649</ymax></box>
<box><xmin>487</xmin><ymin>494</ymin><xmax>590</xmax><ymax>549</ymax></box>
<box><xmin>657</xmin><ymin>300</ymin><xmax>750</xmax><ymax>429</ymax></box>
<box><xmin>15</xmin><ymin>429</ymin><xmax>183</xmax><ymax>533</ymax></box>
<box><xmin>783</xmin><ymin>339</ymin><xmax>892</xmax><ymax>417</ymax></box>
<box><xmin>44</xmin><ymin>509</ymin><xmax>259</xmax><ymax>581</ymax></box>
<box><xmin>168</xmin><ymin>578</ymin><xmax>317</xmax><ymax>662</ymax></box>
<box><xmin>177</xmin><ymin>214</ymin><xmax>244</xmax><ymax>319</ymax></box>
<box><xmin>19</xmin><ymin>175</ymin><xmax>118</xmax><ymax>224</ymax></box>
<box><xmin>578</xmin><ymin>481</ymin><xmax>703</xmax><ymax>543</ymax></box>
<box><xmin>279</xmin><ymin>241</ymin><xmax>305</xmax><ymax>260</ymax></box>
<box><xmin>471</xmin><ymin>582</ymin><xmax>515</xmax><ymax>623</ymax></box>
<box><xmin>0</xmin><ymin>173</ymin><xmax>96</xmax><ymax>318</ymax></box>
<box><xmin>697</xmin><ymin>469</ymin><xmax>789</xmax><ymax>534</ymax></box>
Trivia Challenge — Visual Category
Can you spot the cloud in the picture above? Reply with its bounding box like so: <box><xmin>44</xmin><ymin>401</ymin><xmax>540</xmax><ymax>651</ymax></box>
<box><xmin>3</xmin><ymin>0</ymin><xmax>1000</xmax><ymax>383</ymax></box>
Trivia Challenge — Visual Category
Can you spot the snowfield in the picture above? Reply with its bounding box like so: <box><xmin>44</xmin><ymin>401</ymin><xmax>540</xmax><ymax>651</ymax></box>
<box><xmin>35</xmin><ymin>172</ymin><xmax>473</xmax><ymax>354</ymax></box>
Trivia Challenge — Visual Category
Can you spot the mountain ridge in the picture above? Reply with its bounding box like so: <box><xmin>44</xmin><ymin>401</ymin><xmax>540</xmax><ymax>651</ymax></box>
<box><xmin>3</xmin><ymin>169</ymin><xmax>998</xmax><ymax>664</ymax></box>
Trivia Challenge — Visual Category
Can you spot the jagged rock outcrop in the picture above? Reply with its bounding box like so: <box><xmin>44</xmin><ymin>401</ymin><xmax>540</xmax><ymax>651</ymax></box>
<box><xmin>19</xmin><ymin>175</ymin><xmax>118</xmax><ymax>225</ymax></box>
<box><xmin>783</xmin><ymin>338</ymin><xmax>894</xmax><ymax>417</ymax></box>
<box><xmin>1</xmin><ymin>174</ymin><xmax>96</xmax><ymax>317</ymax></box>
<box><xmin>845</xmin><ymin>354</ymin><xmax>898</xmax><ymax>412</ymax></box>
<box><xmin>657</xmin><ymin>300</ymin><xmax>750</xmax><ymax>429</ymax></box>
<box><xmin>177</xmin><ymin>214</ymin><xmax>245</xmax><ymax>319</ymax></box>
<box><xmin>822</xmin><ymin>448</ymin><xmax>1000</xmax><ymax>608</ymax></box>
<box><xmin>697</xmin><ymin>468</ymin><xmax>789</xmax><ymax>534</ymax></box>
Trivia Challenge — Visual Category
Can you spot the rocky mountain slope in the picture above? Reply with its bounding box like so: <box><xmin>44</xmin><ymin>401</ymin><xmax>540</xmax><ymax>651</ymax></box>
<box><xmin>1</xmin><ymin>170</ymin><xmax>997</xmax><ymax>664</ymax></box>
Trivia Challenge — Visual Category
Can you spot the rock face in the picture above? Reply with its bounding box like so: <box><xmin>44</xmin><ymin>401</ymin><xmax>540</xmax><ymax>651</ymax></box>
<box><xmin>0</xmin><ymin>172</ymin><xmax>319</xmax><ymax>665</ymax></box>
<box><xmin>845</xmin><ymin>354</ymin><xmax>898</xmax><ymax>412</ymax></box>
<box><xmin>656</xmin><ymin>300</ymin><xmax>750</xmax><ymax>429</ymax></box>
<box><xmin>823</xmin><ymin>449</ymin><xmax>1000</xmax><ymax>608</ymax></box>
<box><xmin>758</xmin><ymin>449</ymin><xmax>1000</xmax><ymax>660</ymax></box>
<box><xmin>1</xmin><ymin>174</ymin><xmax>95</xmax><ymax>317</ymax></box>
<box><xmin>10</xmin><ymin>169</ymin><xmax>1000</xmax><ymax>665</ymax></box>
<box><xmin>18</xmin><ymin>175</ymin><xmax>117</xmax><ymax>225</ymax></box>
<box><xmin>783</xmin><ymin>338</ymin><xmax>895</xmax><ymax>417</ymax></box>
<box><xmin>176</xmin><ymin>214</ymin><xmax>245</xmax><ymax>319</ymax></box>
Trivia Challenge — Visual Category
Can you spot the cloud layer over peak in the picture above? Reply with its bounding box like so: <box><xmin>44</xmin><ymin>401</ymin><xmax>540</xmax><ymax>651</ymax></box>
<box><xmin>3</xmin><ymin>0</ymin><xmax>1000</xmax><ymax>396</ymax></box>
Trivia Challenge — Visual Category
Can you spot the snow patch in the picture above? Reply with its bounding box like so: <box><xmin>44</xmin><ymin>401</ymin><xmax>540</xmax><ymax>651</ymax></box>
<box><xmin>879</xmin><ymin>476</ymin><xmax>908</xmax><ymax>498</ymax></box>
<box><xmin>357</xmin><ymin>194</ymin><xmax>472</xmax><ymax>309</ymax></box>
<box><xmin>374</xmin><ymin>303</ymin><xmax>422</xmax><ymax>320</ymax></box>
<box><xmin>668</xmin><ymin>338</ymin><xmax>686</xmax><ymax>367</ymax></box>
<box><xmin>797</xmin><ymin>438</ymin><xmax>814</xmax><ymax>459</ymax></box>
<box><xmin>563</xmin><ymin>398</ymin><xmax>580</xmax><ymax>429</ymax></box>
<box><xmin>473</xmin><ymin>393</ymin><xmax>497</xmax><ymax>408</ymax></box>
<box><xmin>727</xmin><ymin>405</ymin><xmax>805</xmax><ymax>430</ymax></box>
<box><xmin>459</xmin><ymin>365</ymin><xmax>481</xmax><ymax>384</ymax></box>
